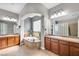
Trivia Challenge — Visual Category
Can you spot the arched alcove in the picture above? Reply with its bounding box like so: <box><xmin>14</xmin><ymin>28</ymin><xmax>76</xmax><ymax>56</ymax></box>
<box><xmin>20</xmin><ymin>13</ymin><xmax>44</xmax><ymax>49</ymax></box>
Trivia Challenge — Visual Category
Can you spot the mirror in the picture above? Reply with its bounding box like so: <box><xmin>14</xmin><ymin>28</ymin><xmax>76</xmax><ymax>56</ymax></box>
<box><xmin>51</xmin><ymin>19</ymin><xmax>78</xmax><ymax>37</ymax></box>
<box><xmin>0</xmin><ymin>20</ymin><xmax>18</xmax><ymax>35</ymax></box>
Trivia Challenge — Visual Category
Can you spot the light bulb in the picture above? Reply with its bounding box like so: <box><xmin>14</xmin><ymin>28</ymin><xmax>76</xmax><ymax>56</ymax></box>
<box><xmin>50</xmin><ymin>11</ymin><xmax>67</xmax><ymax>19</ymax></box>
<box><xmin>2</xmin><ymin>16</ymin><xmax>17</xmax><ymax>22</ymax></box>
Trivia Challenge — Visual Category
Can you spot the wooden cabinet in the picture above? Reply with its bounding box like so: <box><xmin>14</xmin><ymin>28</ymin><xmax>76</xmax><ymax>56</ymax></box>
<box><xmin>0</xmin><ymin>35</ymin><xmax>20</xmax><ymax>49</ymax></box>
<box><xmin>70</xmin><ymin>42</ymin><xmax>79</xmax><ymax>56</ymax></box>
<box><xmin>45</xmin><ymin>36</ymin><xmax>79</xmax><ymax>56</ymax></box>
<box><xmin>0</xmin><ymin>37</ymin><xmax>7</xmax><ymax>49</ymax></box>
<box><xmin>59</xmin><ymin>40</ymin><xmax>69</xmax><ymax>56</ymax></box>
<box><xmin>45</xmin><ymin>37</ymin><xmax>50</xmax><ymax>50</ymax></box>
<box><xmin>0</xmin><ymin>39</ymin><xmax>2</xmax><ymax>49</ymax></box>
<box><xmin>8</xmin><ymin>36</ymin><xmax>15</xmax><ymax>46</ymax></box>
<box><xmin>14</xmin><ymin>35</ymin><xmax>20</xmax><ymax>45</ymax></box>
<box><xmin>51</xmin><ymin>39</ymin><xmax>59</xmax><ymax>54</ymax></box>
<box><xmin>70</xmin><ymin>46</ymin><xmax>79</xmax><ymax>56</ymax></box>
<box><xmin>1</xmin><ymin>37</ymin><xmax>7</xmax><ymax>48</ymax></box>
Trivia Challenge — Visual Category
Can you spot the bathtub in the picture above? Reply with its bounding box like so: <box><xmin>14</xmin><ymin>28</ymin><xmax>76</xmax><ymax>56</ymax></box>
<box><xmin>24</xmin><ymin>37</ymin><xmax>41</xmax><ymax>49</ymax></box>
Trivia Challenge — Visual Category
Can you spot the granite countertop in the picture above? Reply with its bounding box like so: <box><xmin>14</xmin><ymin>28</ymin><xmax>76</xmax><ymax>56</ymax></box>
<box><xmin>45</xmin><ymin>35</ymin><xmax>79</xmax><ymax>43</ymax></box>
<box><xmin>0</xmin><ymin>34</ymin><xmax>19</xmax><ymax>38</ymax></box>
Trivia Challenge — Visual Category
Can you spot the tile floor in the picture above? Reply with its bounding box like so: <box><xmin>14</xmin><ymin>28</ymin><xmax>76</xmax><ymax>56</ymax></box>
<box><xmin>0</xmin><ymin>45</ymin><xmax>58</xmax><ymax>56</ymax></box>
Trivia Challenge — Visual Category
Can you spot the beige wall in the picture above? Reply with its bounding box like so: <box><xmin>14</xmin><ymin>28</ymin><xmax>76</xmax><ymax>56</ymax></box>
<box><xmin>68</xmin><ymin>23</ymin><xmax>78</xmax><ymax>36</ymax></box>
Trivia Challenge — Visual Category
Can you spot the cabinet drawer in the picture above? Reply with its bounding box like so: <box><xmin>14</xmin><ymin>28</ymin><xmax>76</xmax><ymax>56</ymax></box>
<box><xmin>8</xmin><ymin>37</ymin><xmax>15</xmax><ymax>46</ymax></box>
<box><xmin>45</xmin><ymin>43</ymin><xmax>50</xmax><ymax>50</ymax></box>
<box><xmin>0</xmin><ymin>40</ymin><xmax>2</xmax><ymax>48</ymax></box>
<box><xmin>46</xmin><ymin>42</ymin><xmax>50</xmax><ymax>45</ymax></box>
<box><xmin>45</xmin><ymin>41</ymin><xmax>50</xmax><ymax>50</ymax></box>
<box><xmin>52</xmin><ymin>42</ymin><xmax>58</xmax><ymax>50</ymax></box>
<box><xmin>59</xmin><ymin>44</ymin><xmax>69</xmax><ymax>56</ymax></box>
<box><xmin>70</xmin><ymin>42</ymin><xmax>79</xmax><ymax>48</ymax></box>
<box><xmin>51</xmin><ymin>42</ymin><xmax>59</xmax><ymax>54</ymax></box>
<box><xmin>51</xmin><ymin>39</ymin><xmax>58</xmax><ymax>43</ymax></box>
<box><xmin>46</xmin><ymin>39</ymin><xmax>50</xmax><ymax>42</ymax></box>
<box><xmin>45</xmin><ymin>38</ymin><xmax>50</xmax><ymax>41</ymax></box>
<box><xmin>0</xmin><ymin>40</ymin><xmax>2</xmax><ymax>44</ymax></box>
<box><xmin>70</xmin><ymin>46</ymin><xmax>79</xmax><ymax>56</ymax></box>
<box><xmin>0</xmin><ymin>45</ymin><xmax>2</xmax><ymax>49</ymax></box>
<box><xmin>14</xmin><ymin>36</ymin><xmax>20</xmax><ymax>45</ymax></box>
<box><xmin>1</xmin><ymin>39</ymin><xmax>7</xmax><ymax>48</ymax></box>
<box><xmin>59</xmin><ymin>40</ymin><xmax>69</xmax><ymax>45</ymax></box>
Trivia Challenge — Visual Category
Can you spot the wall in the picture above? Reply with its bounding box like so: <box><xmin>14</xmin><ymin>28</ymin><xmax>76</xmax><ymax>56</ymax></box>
<box><xmin>0</xmin><ymin>9</ymin><xmax>19</xmax><ymax>34</ymax></box>
<box><xmin>49</xmin><ymin>3</ymin><xmax>79</xmax><ymax>18</ymax></box>
<box><xmin>24</xmin><ymin>18</ymin><xmax>31</xmax><ymax>32</ymax></box>
<box><xmin>19</xmin><ymin>3</ymin><xmax>50</xmax><ymax>49</ymax></box>
<box><xmin>20</xmin><ymin>3</ymin><xmax>50</xmax><ymax>35</ymax></box>
<box><xmin>49</xmin><ymin>3</ymin><xmax>79</xmax><ymax>37</ymax></box>
<box><xmin>68</xmin><ymin>23</ymin><xmax>78</xmax><ymax>36</ymax></box>
<box><xmin>0</xmin><ymin>9</ymin><xmax>19</xmax><ymax>19</ymax></box>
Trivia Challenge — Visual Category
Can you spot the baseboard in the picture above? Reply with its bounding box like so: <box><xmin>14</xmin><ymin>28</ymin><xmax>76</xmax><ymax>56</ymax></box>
<box><xmin>40</xmin><ymin>47</ymin><xmax>45</xmax><ymax>50</ymax></box>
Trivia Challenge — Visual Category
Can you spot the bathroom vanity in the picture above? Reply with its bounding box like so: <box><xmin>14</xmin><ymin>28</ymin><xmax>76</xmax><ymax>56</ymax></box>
<box><xmin>44</xmin><ymin>35</ymin><xmax>79</xmax><ymax>56</ymax></box>
<box><xmin>0</xmin><ymin>35</ymin><xmax>20</xmax><ymax>49</ymax></box>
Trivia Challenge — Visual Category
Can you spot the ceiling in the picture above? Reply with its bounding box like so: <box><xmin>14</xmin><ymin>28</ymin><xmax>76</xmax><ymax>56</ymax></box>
<box><xmin>0</xmin><ymin>3</ymin><xmax>60</xmax><ymax>14</ymax></box>
<box><xmin>50</xmin><ymin>4</ymin><xmax>79</xmax><ymax>22</ymax></box>
<box><xmin>0</xmin><ymin>3</ymin><xmax>26</xmax><ymax>14</ymax></box>
<box><xmin>42</xmin><ymin>3</ymin><xmax>60</xmax><ymax>9</ymax></box>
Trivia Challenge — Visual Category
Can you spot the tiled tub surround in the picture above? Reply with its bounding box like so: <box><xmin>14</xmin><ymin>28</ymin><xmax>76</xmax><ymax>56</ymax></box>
<box><xmin>24</xmin><ymin>37</ymin><xmax>41</xmax><ymax>49</ymax></box>
<box><xmin>44</xmin><ymin>35</ymin><xmax>79</xmax><ymax>56</ymax></box>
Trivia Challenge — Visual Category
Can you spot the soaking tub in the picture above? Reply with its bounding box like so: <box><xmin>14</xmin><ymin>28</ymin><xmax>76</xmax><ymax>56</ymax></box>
<box><xmin>24</xmin><ymin>37</ymin><xmax>41</xmax><ymax>49</ymax></box>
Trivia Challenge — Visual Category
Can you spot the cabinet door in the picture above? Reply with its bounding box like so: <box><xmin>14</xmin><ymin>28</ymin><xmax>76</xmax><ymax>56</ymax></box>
<box><xmin>14</xmin><ymin>36</ymin><xmax>20</xmax><ymax>45</ymax></box>
<box><xmin>70</xmin><ymin>46</ymin><xmax>79</xmax><ymax>56</ymax></box>
<box><xmin>51</xmin><ymin>42</ymin><xmax>59</xmax><ymax>54</ymax></box>
<box><xmin>59</xmin><ymin>40</ymin><xmax>69</xmax><ymax>56</ymax></box>
<box><xmin>1</xmin><ymin>38</ymin><xmax>7</xmax><ymax>48</ymax></box>
<box><xmin>8</xmin><ymin>37</ymin><xmax>14</xmax><ymax>46</ymax></box>
<box><xmin>59</xmin><ymin>44</ymin><xmax>69</xmax><ymax>56</ymax></box>
<box><xmin>0</xmin><ymin>40</ymin><xmax>2</xmax><ymax>49</ymax></box>
<box><xmin>45</xmin><ymin>37</ymin><xmax>50</xmax><ymax>50</ymax></box>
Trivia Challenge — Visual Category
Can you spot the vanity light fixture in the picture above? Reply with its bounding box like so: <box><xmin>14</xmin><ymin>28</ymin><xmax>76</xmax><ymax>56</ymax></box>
<box><xmin>3</xmin><ymin>16</ymin><xmax>10</xmax><ymax>21</ymax></box>
<box><xmin>2</xmin><ymin>16</ymin><xmax>17</xmax><ymax>22</ymax></box>
<box><xmin>11</xmin><ymin>18</ymin><xmax>17</xmax><ymax>22</ymax></box>
<box><xmin>50</xmin><ymin>11</ymin><xmax>67</xmax><ymax>19</ymax></box>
